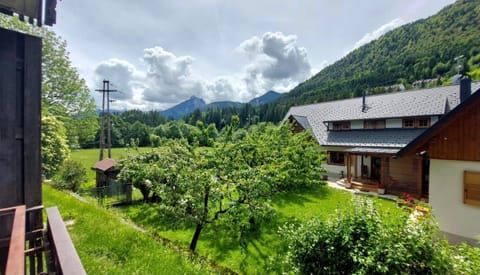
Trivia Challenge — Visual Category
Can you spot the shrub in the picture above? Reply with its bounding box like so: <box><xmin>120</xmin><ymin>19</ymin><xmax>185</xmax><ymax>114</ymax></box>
<box><xmin>52</xmin><ymin>160</ymin><xmax>87</xmax><ymax>192</ymax></box>
<box><xmin>149</xmin><ymin>134</ymin><xmax>161</xmax><ymax>147</ymax></box>
<box><xmin>41</xmin><ymin>113</ymin><xmax>70</xmax><ymax>178</ymax></box>
<box><xmin>452</xmin><ymin>243</ymin><xmax>480</xmax><ymax>275</ymax></box>
<box><xmin>281</xmin><ymin>197</ymin><xmax>453</xmax><ymax>274</ymax></box>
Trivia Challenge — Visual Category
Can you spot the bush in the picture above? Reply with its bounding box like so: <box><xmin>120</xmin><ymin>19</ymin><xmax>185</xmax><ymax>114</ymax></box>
<box><xmin>452</xmin><ymin>243</ymin><xmax>480</xmax><ymax>275</ymax></box>
<box><xmin>281</xmin><ymin>197</ymin><xmax>453</xmax><ymax>274</ymax></box>
<box><xmin>53</xmin><ymin>160</ymin><xmax>87</xmax><ymax>192</ymax></box>
<box><xmin>41</xmin><ymin>113</ymin><xmax>70</xmax><ymax>178</ymax></box>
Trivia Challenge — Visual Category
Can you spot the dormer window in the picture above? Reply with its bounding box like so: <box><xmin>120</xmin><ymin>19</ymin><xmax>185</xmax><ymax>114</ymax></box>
<box><xmin>402</xmin><ymin>117</ymin><xmax>430</xmax><ymax>129</ymax></box>
<box><xmin>332</xmin><ymin>122</ymin><xmax>350</xmax><ymax>131</ymax></box>
<box><xmin>364</xmin><ymin>119</ymin><xmax>386</xmax><ymax>129</ymax></box>
<box><xmin>403</xmin><ymin>119</ymin><xmax>415</xmax><ymax>128</ymax></box>
<box><xmin>417</xmin><ymin>118</ymin><xmax>430</xmax><ymax>128</ymax></box>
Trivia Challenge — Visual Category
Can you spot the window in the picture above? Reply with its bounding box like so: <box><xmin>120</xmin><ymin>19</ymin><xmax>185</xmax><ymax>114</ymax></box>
<box><xmin>332</xmin><ymin>122</ymin><xmax>350</xmax><ymax>131</ymax></box>
<box><xmin>464</xmin><ymin>171</ymin><xmax>480</xmax><ymax>206</ymax></box>
<box><xmin>364</xmin><ymin>119</ymin><xmax>386</xmax><ymax>129</ymax></box>
<box><xmin>402</xmin><ymin>119</ymin><xmax>415</xmax><ymax>128</ymax></box>
<box><xmin>416</xmin><ymin>118</ymin><xmax>430</xmax><ymax>128</ymax></box>
<box><xmin>403</xmin><ymin>117</ymin><xmax>431</xmax><ymax>128</ymax></box>
<box><xmin>328</xmin><ymin>151</ymin><xmax>345</xmax><ymax>165</ymax></box>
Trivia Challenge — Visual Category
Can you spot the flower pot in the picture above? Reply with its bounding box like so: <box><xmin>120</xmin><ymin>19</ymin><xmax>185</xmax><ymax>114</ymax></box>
<box><xmin>344</xmin><ymin>179</ymin><xmax>352</xmax><ymax>188</ymax></box>
<box><xmin>377</xmin><ymin>188</ymin><xmax>385</xmax><ymax>195</ymax></box>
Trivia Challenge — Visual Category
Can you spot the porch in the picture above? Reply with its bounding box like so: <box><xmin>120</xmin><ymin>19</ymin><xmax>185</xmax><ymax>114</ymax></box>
<box><xmin>343</xmin><ymin>148</ymin><xmax>429</xmax><ymax>198</ymax></box>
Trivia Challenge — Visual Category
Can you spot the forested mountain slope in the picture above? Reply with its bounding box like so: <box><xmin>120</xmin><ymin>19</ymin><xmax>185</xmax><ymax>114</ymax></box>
<box><xmin>277</xmin><ymin>0</ymin><xmax>480</xmax><ymax>107</ymax></box>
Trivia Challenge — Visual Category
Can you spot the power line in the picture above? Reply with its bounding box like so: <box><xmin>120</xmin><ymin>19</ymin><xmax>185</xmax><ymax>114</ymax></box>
<box><xmin>95</xmin><ymin>80</ymin><xmax>117</xmax><ymax>160</ymax></box>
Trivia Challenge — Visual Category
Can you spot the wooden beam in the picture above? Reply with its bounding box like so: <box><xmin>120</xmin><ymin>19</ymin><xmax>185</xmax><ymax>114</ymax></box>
<box><xmin>46</xmin><ymin>206</ymin><xmax>86</xmax><ymax>275</ymax></box>
<box><xmin>417</xmin><ymin>158</ymin><xmax>423</xmax><ymax>197</ymax></box>
<box><xmin>353</xmin><ymin>154</ymin><xmax>358</xmax><ymax>179</ymax></box>
<box><xmin>5</xmin><ymin>205</ymin><xmax>25</xmax><ymax>275</ymax></box>
<box><xmin>346</xmin><ymin>153</ymin><xmax>351</xmax><ymax>180</ymax></box>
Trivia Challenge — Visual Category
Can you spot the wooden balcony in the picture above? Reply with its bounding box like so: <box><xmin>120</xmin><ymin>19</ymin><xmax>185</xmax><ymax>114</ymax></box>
<box><xmin>0</xmin><ymin>205</ymin><xmax>86</xmax><ymax>275</ymax></box>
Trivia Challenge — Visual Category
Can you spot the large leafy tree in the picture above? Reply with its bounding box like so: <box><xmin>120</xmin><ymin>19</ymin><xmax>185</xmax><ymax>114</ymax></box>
<box><xmin>118</xmin><ymin>122</ymin><xmax>326</xmax><ymax>252</ymax></box>
<box><xmin>0</xmin><ymin>15</ymin><xmax>98</xmax><ymax>149</ymax></box>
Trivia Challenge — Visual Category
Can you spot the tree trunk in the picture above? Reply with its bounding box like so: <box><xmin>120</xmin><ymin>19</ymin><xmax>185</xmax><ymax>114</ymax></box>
<box><xmin>189</xmin><ymin>223</ymin><xmax>203</xmax><ymax>252</ymax></box>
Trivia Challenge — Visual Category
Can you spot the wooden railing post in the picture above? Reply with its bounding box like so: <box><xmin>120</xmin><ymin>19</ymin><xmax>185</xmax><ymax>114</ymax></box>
<box><xmin>46</xmin><ymin>206</ymin><xmax>86</xmax><ymax>275</ymax></box>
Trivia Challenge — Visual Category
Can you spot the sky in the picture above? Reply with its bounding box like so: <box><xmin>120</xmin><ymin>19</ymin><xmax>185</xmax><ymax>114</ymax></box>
<box><xmin>51</xmin><ymin>0</ymin><xmax>456</xmax><ymax>111</ymax></box>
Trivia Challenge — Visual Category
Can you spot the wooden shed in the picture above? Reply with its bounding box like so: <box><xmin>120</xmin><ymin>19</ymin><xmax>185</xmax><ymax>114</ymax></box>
<box><xmin>92</xmin><ymin>158</ymin><xmax>119</xmax><ymax>187</ymax></box>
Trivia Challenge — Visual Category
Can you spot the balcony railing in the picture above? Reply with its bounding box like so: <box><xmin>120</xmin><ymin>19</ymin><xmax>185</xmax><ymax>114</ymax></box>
<box><xmin>0</xmin><ymin>205</ymin><xmax>86</xmax><ymax>275</ymax></box>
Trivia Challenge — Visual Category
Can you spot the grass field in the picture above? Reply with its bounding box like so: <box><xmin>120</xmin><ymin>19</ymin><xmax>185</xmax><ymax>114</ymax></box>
<box><xmin>119</xmin><ymin>185</ymin><xmax>397</xmax><ymax>274</ymax></box>
<box><xmin>71</xmin><ymin>147</ymin><xmax>152</xmax><ymax>188</ymax></box>
<box><xmin>43</xmin><ymin>184</ymin><xmax>218</xmax><ymax>274</ymax></box>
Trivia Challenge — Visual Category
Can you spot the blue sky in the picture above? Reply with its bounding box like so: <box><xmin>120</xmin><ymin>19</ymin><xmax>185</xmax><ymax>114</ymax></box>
<box><xmin>52</xmin><ymin>0</ymin><xmax>455</xmax><ymax>110</ymax></box>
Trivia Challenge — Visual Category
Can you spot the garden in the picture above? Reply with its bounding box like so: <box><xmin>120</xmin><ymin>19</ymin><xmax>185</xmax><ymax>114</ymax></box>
<box><xmin>52</xmin><ymin>122</ymin><xmax>480</xmax><ymax>274</ymax></box>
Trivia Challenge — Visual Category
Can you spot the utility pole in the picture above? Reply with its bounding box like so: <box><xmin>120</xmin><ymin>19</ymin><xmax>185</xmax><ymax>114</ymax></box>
<box><xmin>96</xmin><ymin>80</ymin><xmax>117</xmax><ymax>160</ymax></box>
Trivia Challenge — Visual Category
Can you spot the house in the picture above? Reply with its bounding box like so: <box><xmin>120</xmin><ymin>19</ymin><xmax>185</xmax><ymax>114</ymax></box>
<box><xmin>397</xmin><ymin>77</ymin><xmax>480</xmax><ymax>244</ymax></box>
<box><xmin>285</xmin><ymin>79</ymin><xmax>480</xmax><ymax>198</ymax></box>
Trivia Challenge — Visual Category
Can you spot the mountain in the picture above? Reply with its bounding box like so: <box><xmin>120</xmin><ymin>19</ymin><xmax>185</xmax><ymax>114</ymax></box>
<box><xmin>275</xmin><ymin>0</ymin><xmax>480</xmax><ymax>108</ymax></box>
<box><xmin>249</xmin><ymin>91</ymin><xmax>282</xmax><ymax>106</ymax></box>
<box><xmin>160</xmin><ymin>96</ymin><xmax>206</xmax><ymax>119</ymax></box>
<box><xmin>161</xmin><ymin>90</ymin><xmax>280</xmax><ymax>119</ymax></box>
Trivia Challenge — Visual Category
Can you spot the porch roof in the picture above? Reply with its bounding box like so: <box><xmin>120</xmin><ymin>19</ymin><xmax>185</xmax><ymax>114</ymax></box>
<box><xmin>344</xmin><ymin>147</ymin><xmax>399</xmax><ymax>154</ymax></box>
<box><xmin>322</xmin><ymin>129</ymin><xmax>426</xmax><ymax>148</ymax></box>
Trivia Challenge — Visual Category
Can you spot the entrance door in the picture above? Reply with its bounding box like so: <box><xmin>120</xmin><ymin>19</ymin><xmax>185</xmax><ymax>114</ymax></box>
<box><xmin>371</xmin><ymin>157</ymin><xmax>381</xmax><ymax>180</ymax></box>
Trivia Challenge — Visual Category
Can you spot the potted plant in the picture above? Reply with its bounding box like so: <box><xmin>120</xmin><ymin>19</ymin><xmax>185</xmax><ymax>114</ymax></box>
<box><xmin>377</xmin><ymin>183</ymin><xmax>386</xmax><ymax>194</ymax></box>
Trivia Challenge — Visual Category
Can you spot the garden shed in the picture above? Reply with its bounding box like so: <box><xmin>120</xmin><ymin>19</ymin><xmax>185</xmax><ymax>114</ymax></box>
<box><xmin>92</xmin><ymin>158</ymin><xmax>119</xmax><ymax>187</ymax></box>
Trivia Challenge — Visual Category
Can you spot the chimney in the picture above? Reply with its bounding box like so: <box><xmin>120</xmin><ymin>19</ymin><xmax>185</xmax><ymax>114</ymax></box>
<box><xmin>460</xmin><ymin>74</ymin><xmax>472</xmax><ymax>103</ymax></box>
<box><xmin>362</xmin><ymin>90</ymin><xmax>366</xmax><ymax>112</ymax></box>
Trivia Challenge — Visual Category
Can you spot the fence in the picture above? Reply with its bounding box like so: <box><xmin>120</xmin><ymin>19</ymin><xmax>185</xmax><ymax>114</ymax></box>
<box><xmin>82</xmin><ymin>180</ymin><xmax>132</xmax><ymax>206</ymax></box>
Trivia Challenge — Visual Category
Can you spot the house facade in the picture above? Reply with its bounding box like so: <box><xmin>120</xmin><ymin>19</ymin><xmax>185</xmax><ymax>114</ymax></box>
<box><xmin>286</xmin><ymin>80</ymin><xmax>480</xmax><ymax>198</ymax></box>
<box><xmin>397</xmin><ymin>82</ymin><xmax>480</xmax><ymax>244</ymax></box>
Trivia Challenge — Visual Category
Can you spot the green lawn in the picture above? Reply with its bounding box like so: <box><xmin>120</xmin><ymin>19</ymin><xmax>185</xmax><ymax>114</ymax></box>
<box><xmin>43</xmin><ymin>184</ymin><xmax>219</xmax><ymax>274</ymax></box>
<box><xmin>118</xmin><ymin>186</ymin><xmax>397</xmax><ymax>274</ymax></box>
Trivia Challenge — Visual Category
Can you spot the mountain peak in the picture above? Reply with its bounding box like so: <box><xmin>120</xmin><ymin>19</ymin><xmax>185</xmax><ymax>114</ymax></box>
<box><xmin>249</xmin><ymin>90</ymin><xmax>282</xmax><ymax>106</ymax></box>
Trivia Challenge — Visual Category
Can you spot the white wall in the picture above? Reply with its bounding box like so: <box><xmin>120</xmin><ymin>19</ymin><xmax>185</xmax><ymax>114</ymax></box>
<box><xmin>386</xmin><ymin>118</ymin><xmax>402</xmax><ymax>128</ymax></box>
<box><xmin>322</xmin><ymin>146</ymin><xmax>347</xmax><ymax>176</ymax></box>
<box><xmin>351</xmin><ymin>120</ymin><xmax>363</xmax><ymax>130</ymax></box>
<box><xmin>324</xmin><ymin>164</ymin><xmax>346</xmax><ymax>175</ymax></box>
<box><xmin>430</xmin><ymin>159</ymin><xmax>480</xmax><ymax>241</ymax></box>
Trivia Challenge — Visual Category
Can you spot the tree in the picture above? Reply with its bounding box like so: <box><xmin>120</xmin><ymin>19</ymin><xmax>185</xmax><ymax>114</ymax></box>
<box><xmin>41</xmin><ymin>113</ymin><xmax>70</xmax><ymax>178</ymax></box>
<box><xmin>118</xmin><ymin>120</ymin><xmax>326</xmax><ymax>252</ymax></box>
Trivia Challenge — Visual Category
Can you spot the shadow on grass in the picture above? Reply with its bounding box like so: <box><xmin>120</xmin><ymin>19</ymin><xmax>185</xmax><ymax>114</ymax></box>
<box><xmin>272</xmin><ymin>184</ymin><xmax>331</xmax><ymax>208</ymax></box>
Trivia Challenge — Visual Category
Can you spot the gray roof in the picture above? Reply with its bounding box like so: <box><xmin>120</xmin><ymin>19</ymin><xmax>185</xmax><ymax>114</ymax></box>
<box><xmin>344</xmin><ymin>147</ymin><xmax>400</xmax><ymax>154</ymax></box>
<box><xmin>323</xmin><ymin>129</ymin><xmax>426</xmax><ymax>148</ymax></box>
<box><xmin>291</xmin><ymin>114</ymin><xmax>311</xmax><ymax>130</ymax></box>
<box><xmin>284</xmin><ymin>83</ymin><xmax>480</xmax><ymax>149</ymax></box>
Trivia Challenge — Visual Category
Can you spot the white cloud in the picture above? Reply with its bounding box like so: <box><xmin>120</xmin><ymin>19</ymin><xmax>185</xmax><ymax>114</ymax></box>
<box><xmin>238</xmin><ymin>32</ymin><xmax>311</xmax><ymax>82</ymax></box>
<box><xmin>94</xmin><ymin>58</ymin><xmax>140</xmax><ymax>101</ymax></box>
<box><xmin>142</xmin><ymin>46</ymin><xmax>200</xmax><ymax>104</ymax></box>
<box><xmin>348</xmin><ymin>18</ymin><xmax>405</xmax><ymax>54</ymax></box>
<box><xmin>93</xmin><ymin>32</ymin><xmax>313</xmax><ymax>110</ymax></box>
